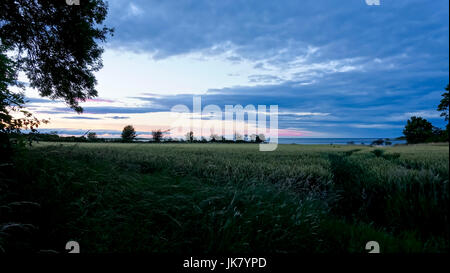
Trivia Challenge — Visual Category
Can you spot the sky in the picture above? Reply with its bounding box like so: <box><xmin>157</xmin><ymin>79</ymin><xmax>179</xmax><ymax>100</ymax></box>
<box><xmin>22</xmin><ymin>0</ymin><xmax>449</xmax><ymax>139</ymax></box>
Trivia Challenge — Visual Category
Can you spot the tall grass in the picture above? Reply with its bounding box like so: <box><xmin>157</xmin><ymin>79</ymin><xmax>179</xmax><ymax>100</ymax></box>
<box><xmin>0</xmin><ymin>143</ymin><xmax>448</xmax><ymax>253</ymax></box>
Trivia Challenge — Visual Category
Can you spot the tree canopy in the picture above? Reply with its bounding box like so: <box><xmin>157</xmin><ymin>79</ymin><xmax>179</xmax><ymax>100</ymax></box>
<box><xmin>403</xmin><ymin>116</ymin><xmax>434</xmax><ymax>144</ymax></box>
<box><xmin>121</xmin><ymin>125</ymin><xmax>136</xmax><ymax>142</ymax></box>
<box><xmin>0</xmin><ymin>0</ymin><xmax>113</xmax><ymax>113</ymax></box>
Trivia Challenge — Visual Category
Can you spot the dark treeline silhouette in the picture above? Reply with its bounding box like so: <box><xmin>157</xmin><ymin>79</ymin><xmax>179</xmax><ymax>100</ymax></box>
<box><xmin>8</xmin><ymin>132</ymin><xmax>116</xmax><ymax>143</ymax></box>
<box><xmin>19</xmin><ymin>130</ymin><xmax>269</xmax><ymax>144</ymax></box>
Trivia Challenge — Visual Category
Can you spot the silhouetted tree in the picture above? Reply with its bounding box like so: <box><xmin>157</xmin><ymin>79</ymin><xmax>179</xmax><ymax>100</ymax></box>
<box><xmin>0</xmin><ymin>0</ymin><xmax>113</xmax><ymax>113</ymax></box>
<box><xmin>121</xmin><ymin>125</ymin><xmax>136</xmax><ymax>142</ymax></box>
<box><xmin>87</xmin><ymin>132</ymin><xmax>97</xmax><ymax>141</ymax></box>
<box><xmin>437</xmin><ymin>84</ymin><xmax>449</xmax><ymax>122</ymax></box>
<box><xmin>437</xmin><ymin>84</ymin><xmax>449</xmax><ymax>141</ymax></box>
<box><xmin>1</xmin><ymin>0</ymin><xmax>112</xmax><ymax>160</ymax></box>
<box><xmin>403</xmin><ymin>116</ymin><xmax>434</xmax><ymax>144</ymax></box>
<box><xmin>152</xmin><ymin>129</ymin><xmax>163</xmax><ymax>142</ymax></box>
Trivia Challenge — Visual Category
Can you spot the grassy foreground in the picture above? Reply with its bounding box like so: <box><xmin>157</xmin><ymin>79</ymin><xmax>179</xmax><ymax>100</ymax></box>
<box><xmin>0</xmin><ymin>142</ymin><xmax>448</xmax><ymax>253</ymax></box>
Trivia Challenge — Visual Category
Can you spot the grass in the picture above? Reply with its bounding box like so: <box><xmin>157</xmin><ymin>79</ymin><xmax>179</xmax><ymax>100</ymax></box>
<box><xmin>0</xmin><ymin>142</ymin><xmax>448</xmax><ymax>253</ymax></box>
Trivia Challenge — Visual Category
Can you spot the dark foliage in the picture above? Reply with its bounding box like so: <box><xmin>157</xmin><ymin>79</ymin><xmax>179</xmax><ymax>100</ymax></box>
<box><xmin>121</xmin><ymin>125</ymin><xmax>136</xmax><ymax>142</ymax></box>
<box><xmin>403</xmin><ymin>116</ymin><xmax>434</xmax><ymax>144</ymax></box>
<box><xmin>1</xmin><ymin>47</ymin><xmax>47</xmax><ymax>161</ymax></box>
<box><xmin>0</xmin><ymin>0</ymin><xmax>113</xmax><ymax>112</ymax></box>
<box><xmin>87</xmin><ymin>132</ymin><xmax>97</xmax><ymax>141</ymax></box>
<box><xmin>437</xmin><ymin>84</ymin><xmax>449</xmax><ymax>122</ymax></box>
<box><xmin>151</xmin><ymin>129</ymin><xmax>163</xmax><ymax>142</ymax></box>
<box><xmin>1</xmin><ymin>47</ymin><xmax>45</xmax><ymax>134</ymax></box>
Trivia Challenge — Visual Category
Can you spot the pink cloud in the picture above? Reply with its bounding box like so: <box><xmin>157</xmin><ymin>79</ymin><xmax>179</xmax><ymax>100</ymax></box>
<box><xmin>277</xmin><ymin>129</ymin><xmax>307</xmax><ymax>137</ymax></box>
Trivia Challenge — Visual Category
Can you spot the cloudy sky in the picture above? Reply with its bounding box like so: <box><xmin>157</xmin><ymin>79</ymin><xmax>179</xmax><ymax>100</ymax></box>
<box><xmin>23</xmin><ymin>0</ymin><xmax>449</xmax><ymax>138</ymax></box>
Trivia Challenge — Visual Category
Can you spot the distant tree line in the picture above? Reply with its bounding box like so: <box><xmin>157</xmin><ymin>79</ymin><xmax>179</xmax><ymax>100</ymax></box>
<box><xmin>25</xmin><ymin>125</ymin><xmax>269</xmax><ymax>144</ymax></box>
<box><xmin>14</xmin><ymin>124</ymin><xmax>269</xmax><ymax>144</ymax></box>
<box><xmin>118</xmin><ymin>125</ymin><xmax>267</xmax><ymax>144</ymax></box>
<box><xmin>16</xmin><ymin>131</ymin><xmax>118</xmax><ymax>143</ymax></box>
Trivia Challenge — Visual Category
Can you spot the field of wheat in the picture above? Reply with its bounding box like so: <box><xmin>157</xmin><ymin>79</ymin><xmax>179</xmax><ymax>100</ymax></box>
<box><xmin>1</xmin><ymin>142</ymin><xmax>448</xmax><ymax>253</ymax></box>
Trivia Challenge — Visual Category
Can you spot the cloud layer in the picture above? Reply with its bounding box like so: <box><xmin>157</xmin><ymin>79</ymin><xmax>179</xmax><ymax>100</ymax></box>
<box><xmin>24</xmin><ymin>0</ymin><xmax>449</xmax><ymax>138</ymax></box>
